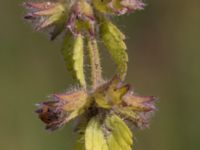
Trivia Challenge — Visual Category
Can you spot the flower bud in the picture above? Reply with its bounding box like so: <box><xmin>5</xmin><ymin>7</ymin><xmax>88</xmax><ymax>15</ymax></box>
<box><xmin>115</xmin><ymin>93</ymin><xmax>157</xmax><ymax>128</ymax></box>
<box><xmin>93</xmin><ymin>0</ymin><xmax>144</xmax><ymax>15</ymax></box>
<box><xmin>123</xmin><ymin>94</ymin><xmax>157</xmax><ymax>112</ymax></box>
<box><xmin>108</xmin><ymin>0</ymin><xmax>145</xmax><ymax>15</ymax></box>
<box><xmin>36</xmin><ymin>90</ymin><xmax>89</xmax><ymax>131</ymax></box>
<box><xmin>67</xmin><ymin>0</ymin><xmax>95</xmax><ymax>36</ymax></box>
<box><xmin>24</xmin><ymin>1</ymin><xmax>68</xmax><ymax>39</ymax></box>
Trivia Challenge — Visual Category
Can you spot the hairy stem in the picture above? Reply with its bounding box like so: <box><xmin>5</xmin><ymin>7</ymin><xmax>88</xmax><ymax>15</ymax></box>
<box><xmin>87</xmin><ymin>38</ymin><xmax>102</xmax><ymax>89</ymax></box>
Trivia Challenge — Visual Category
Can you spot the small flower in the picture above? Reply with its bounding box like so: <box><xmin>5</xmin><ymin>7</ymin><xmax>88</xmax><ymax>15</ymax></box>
<box><xmin>67</xmin><ymin>0</ymin><xmax>95</xmax><ymax>36</ymax></box>
<box><xmin>123</xmin><ymin>93</ymin><xmax>156</xmax><ymax>112</ymax></box>
<box><xmin>108</xmin><ymin>0</ymin><xmax>145</xmax><ymax>15</ymax></box>
<box><xmin>24</xmin><ymin>1</ymin><xmax>67</xmax><ymax>31</ymax></box>
<box><xmin>93</xmin><ymin>75</ymin><xmax>157</xmax><ymax>128</ymax></box>
<box><xmin>36</xmin><ymin>90</ymin><xmax>89</xmax><ymax>131</ymax></box>
<box><xmin>120</xmin><ymin>93</ymin><xmax>157</xmax><ymax>128</ymax></box>
<box><xmin>93</xmin><ymin>0</ymin><xmax>144</xmax><ymax>15</ymax></box>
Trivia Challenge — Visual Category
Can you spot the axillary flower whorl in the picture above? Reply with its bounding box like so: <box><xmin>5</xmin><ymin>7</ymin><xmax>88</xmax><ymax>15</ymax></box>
<box><xmin>92</xmin><ymin>75</ymin><xmax>157</xmax><ymax>129</ymax></box>
<box><xmin>24</xmin><ymin>0</ymin><xmax>144</xmax><ymax>39</ymax></box>
<box><xmin>36</xmin><ymin>76</ymin><xmax>157</xmax><ymax>131</ymax></box>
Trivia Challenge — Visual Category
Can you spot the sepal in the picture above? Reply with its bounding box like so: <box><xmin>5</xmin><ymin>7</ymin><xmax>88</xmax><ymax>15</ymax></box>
<box><xmin>36</xmin><ymin>90</ymin><xmax>89</xmax><ymax>131</ymax></box>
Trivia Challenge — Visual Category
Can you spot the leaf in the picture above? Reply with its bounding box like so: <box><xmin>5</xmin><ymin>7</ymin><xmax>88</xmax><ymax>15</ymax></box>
<box><xmin>62</xmin><ymin>33</ymin><xmax>86</xmax><ymax>88</ymax></box>
<box><xmin>85</xmin><ymin>117</ymin><xmax>109</xmax><ymax>150</ymax></box>
<box><xmin>85</xmin><ymin>115</ymin><xmax>133</xmax><ymax>150</ymax></box>
<box><xmin>105</xmin><ymin>114</ymin><xmax>133</xmax><ymax>150</ymax></box>
<box><xmin>100</xmin><ymin>20</ymin><xmax>128</xmax><ymax>80</ymax></box>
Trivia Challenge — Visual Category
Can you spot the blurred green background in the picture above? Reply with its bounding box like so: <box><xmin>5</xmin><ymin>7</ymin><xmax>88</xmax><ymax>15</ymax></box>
<box><xmin>1</xmin><ymin>0</ymin><xmax>200</xmax><ymax>150</ymax></box>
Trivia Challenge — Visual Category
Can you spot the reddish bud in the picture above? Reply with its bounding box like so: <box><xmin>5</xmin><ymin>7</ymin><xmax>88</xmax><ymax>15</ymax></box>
<box><xmin>67</xmin><ymin>1</ymin><xmax>95</xmax><ymax>36</ymax></box>
<box><xmin>36</xmin><ymin>90</ymin><xmax>88</xmax><ymax>131</ymax></box>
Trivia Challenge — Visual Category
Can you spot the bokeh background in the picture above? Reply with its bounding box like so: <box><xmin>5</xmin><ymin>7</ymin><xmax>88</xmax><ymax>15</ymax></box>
<box><xmin>1</xmin><ymin>0</ymin><xmax>200</xmax><ymax>150</ymax></box>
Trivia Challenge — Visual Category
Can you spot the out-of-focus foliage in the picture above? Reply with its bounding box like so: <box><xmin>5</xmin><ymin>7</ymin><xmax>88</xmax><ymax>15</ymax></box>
<box><xmin>0</xmin><ymin>0</ymin><xmax>200</xmax><ymax>150</ymax></box>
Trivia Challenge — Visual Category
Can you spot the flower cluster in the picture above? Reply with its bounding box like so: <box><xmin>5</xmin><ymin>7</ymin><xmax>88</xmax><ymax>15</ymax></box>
<box><xmin>24</xmin><ymin>0</ymin><xmax>144</xmax><ymax>39</ymax></box>
<box><xmin>36</xmin><ymin>76</ymin><xmax>156</xmax><ymax>131</ymax></box>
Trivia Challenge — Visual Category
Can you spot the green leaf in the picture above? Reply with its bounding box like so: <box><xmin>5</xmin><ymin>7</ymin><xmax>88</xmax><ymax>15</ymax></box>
<box><xmin>100</xmin><ymin>20</ymin><xmax>128</xmax><ymax>80</ymax></box>
<box><xmin>85</xmin><ymin>115</ymin><xmax>133</xmax><ymax>150</ymax></box>
<box><xmin>85</xmin><ymin>117</ymin><xmax>109</xmax><ymax>150</ymax></box>
<box><xmin>62</xmin><ymin>33</ymin><xmax>86</xmax><ymax>88</ymax></box>
<box><xmin>105</xmin><ymin>114</ymin><xmax>133</xmax><ymax>150</ymax></box>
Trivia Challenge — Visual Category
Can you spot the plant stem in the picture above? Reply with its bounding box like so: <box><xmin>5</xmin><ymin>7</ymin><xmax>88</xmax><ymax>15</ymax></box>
<box><xmin>87</xmin><ymin>38</ymin><xmax>102</xmax><ymax>89</ymax></box>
